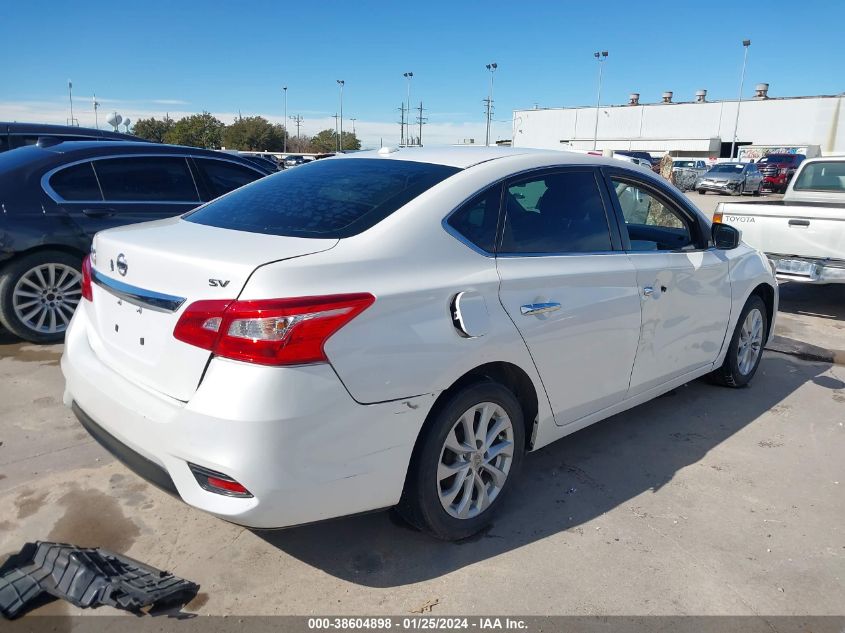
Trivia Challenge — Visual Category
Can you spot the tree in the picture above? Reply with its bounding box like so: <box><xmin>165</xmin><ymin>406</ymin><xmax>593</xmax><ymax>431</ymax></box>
<box><xmin>223</xmin><ymin>116</ymin><xmax>287</xmax><ymax>151</ymax></box>
<box><xmin>309</xmin><ymin>129</ymin><xmax>361</xmax><ymax>153</ymax></box>
<box><xmin>163</xmin><ymin>112</ymin><xmax>224</xmax><ymax>149</ymax></box>
<box><xmin>131</xmin><ymin>116</ymin><xmax>175</xmax><ymax>143</ymax></box>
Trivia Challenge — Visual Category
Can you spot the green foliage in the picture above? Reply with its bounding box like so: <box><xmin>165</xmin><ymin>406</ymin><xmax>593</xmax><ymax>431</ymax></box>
<box><xmin>131</xmin><ymin>116</ymin><xmax>175</xmax><ymax>143</ymax></box>
<box><xmin>223</xmin><ymin>116</ymin><xmax>287</xmax><ymax>151</ymax></box>
<box><xmin>163</xmin><ymin>112</ymin><xmax>225</xmax><ymax>149</ymax></box>
<box><xmin>309</xmin><ymin>129</ymin><xmax>361</xmax><ymax>153</ymax></box>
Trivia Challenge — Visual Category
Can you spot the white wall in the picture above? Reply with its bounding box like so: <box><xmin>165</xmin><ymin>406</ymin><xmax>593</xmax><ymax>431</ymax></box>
<box><xmin>513</xmin><ymin>96</ymin><xmax>845</xmax><ymax>156</ymax></box>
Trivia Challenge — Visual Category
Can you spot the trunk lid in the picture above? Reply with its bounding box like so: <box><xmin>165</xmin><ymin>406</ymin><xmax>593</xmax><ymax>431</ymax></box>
<box><xmin>85</xmin><ymin>217</ymin><xmax>337</xmax><ymax>400</ymax></box>
<box><xmin>717</xmin><ymin>201</ymin><xmax>845</xmax><ymax>260</ymax></box>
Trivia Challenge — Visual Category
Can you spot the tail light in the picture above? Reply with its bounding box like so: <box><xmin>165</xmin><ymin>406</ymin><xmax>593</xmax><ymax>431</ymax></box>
<box><xmin>173</xmin><ymin>293</ymin><xmax>375</xmax><ymax>366</ymax></box>
<box><xmin>81</xmin><ymin>254</ymin><xmax>93</xmax><ymax>302</ymax></box>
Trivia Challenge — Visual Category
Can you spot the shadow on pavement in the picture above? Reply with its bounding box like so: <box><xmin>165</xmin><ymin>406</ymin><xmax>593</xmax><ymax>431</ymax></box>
<box><xmin>256</xmin><ymin>354</ymin><xmax>834</xmax><ymax>587</ymax></box>
<box><xmin>778</xmin><ymin>282</ymin><xmax>845</xmax><ymax>322</ymax></box>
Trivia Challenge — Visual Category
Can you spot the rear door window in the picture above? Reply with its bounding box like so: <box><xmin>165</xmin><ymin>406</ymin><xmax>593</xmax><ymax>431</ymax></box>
<box><xmin>500</xmin><ymin>170</ymin><xmax>612</xmax><ymax>254</ymax></box>
<box><xmin>195</xmin><ymin>158</ymin><xmax>265</xmax><ymax>199</ymax></box>
<box><xmin>446</xmin><ymin>185</ymin><xmax>502</xmax><ymax>253</ymax></box>
<box><xmin>93</xmin><ymin>156</ymin><xmax>199</xmax><ymax>202</ymax></box>
<box><xmin>185</xmin><ymin>158</ymin><xmax>460</xmax><ymax>238</ymax></box>
<box><xmin>49</xmin><ymin>162</ymin><xmax>102</xmax><ymax>201</ymax></box>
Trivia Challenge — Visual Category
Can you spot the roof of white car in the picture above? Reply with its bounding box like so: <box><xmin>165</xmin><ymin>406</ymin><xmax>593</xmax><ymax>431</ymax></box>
<box><xmin>340</xmin><ymin>145</ymin><xmax>613</xmax><ymax>169</ymax></box>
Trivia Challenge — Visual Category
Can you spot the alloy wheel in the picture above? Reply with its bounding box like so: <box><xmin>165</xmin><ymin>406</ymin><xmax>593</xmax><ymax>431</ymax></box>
<box><xmin>737</xmin><ymin>308</ymin><xmax>764</xmax><ymax>375</ymax></box>
<box><xmin>12</xmin><ymin>263</ymin><xmax>81</xmax><ymax>335</ymax></box>
<box><xmin>437</xmin><ymin>401</ymin><xmax>515</xmax><ymax>519</ymax></box>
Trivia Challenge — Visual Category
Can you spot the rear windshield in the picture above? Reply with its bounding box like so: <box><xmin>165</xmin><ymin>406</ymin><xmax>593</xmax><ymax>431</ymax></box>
<box><xmin>758</xmin><ymin>155</ymin><xmax>799</xmax><ymax>164</ymax></box>
<box><xmin>184</xmin><ymin>158</ymin><xmax>460</xmax><ymax>238</ymax></box>
<box><xmin>792</xmin><ymin>162</ymin><xmax>845</xmax><ymax>192</ymax></box>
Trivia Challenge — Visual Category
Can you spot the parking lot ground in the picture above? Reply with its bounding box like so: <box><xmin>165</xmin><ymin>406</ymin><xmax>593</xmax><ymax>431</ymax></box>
<box><xmin>1</xmin><ymin>286</ymin><xmax>843</xmax><ymax>617</ymax></box>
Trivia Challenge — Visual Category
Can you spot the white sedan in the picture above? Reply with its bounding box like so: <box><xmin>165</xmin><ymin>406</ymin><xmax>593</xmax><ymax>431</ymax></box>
<box><xmin>61</xmin><ymin>147</ymin><xmax>777</xmax><ymax>540</ymax></box>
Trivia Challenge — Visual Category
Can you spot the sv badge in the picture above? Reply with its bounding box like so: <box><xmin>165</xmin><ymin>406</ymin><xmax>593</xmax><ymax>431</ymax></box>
<box><xmin>208</xmin><ymin>279</ymin><xmax>231</xmax><ymax>287</ymax></box>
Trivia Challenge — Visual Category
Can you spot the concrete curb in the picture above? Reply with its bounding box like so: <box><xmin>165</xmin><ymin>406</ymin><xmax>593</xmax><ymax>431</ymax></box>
<box><xmin>766</xmin><ymin>335</ymin><xmax>844</xmax><ymax>365</ymax></box>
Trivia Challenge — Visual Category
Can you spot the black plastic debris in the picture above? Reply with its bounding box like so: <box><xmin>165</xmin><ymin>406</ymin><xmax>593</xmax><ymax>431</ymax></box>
<box><xmin>0</xmin><ymin>541</ymin><xmax>198</xmax><ymax>619</ymax></box>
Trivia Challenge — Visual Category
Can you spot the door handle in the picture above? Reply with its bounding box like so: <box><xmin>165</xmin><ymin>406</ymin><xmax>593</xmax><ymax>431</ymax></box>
<box><xmin>520</xmin><ymin>302</ymin><xmax>561</xmax><ymax>316</ymax></box>
<box><xmin>82</xmin><ymin>208</ymin><xmax>116</xmax><ymax>218</ymax></box>
<box><xmin>788</xmin><ymin>219</ymin><xmax>809</xmax><ymax>227</ymax></box>
<box><xmin>643</xmin><ymin>286</ymin><xmax>654</xmax><ymax>297</ymax></box>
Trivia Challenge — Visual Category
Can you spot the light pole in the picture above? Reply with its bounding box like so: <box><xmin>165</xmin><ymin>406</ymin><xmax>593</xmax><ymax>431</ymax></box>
<box><xmin>337</xmin><ymin>80</ymin><xmax>345</xmax><ymax>152</ymax></box>
<box><xmin>350</xmin><ymin>117</ymin><xmax>357</xmax><ymax>136</ymax></box>
<box><xmin>283</xmin><ymin>86</ymin><xmax>288</xmax><ymax>153</ymax></box>
<box><xmin>593</xmin><ymin>50</ymin><xmax>608</xmax><ymax>151</ymax></box>
<box><xmin>403</xmin><ymin>72</ymin><xmax>413</xmax><ymax>145</ymax></box>
<box><xmin>730</xmin><ymin>39</ymin><xmax>751</xmax><ymax>160</ymax></box>
<box><xmin>485</xmin><ymin>63</ymin><xmax>497</xmax><ymax>146</ymax></box>
<box><xmin>67</xmin><ymin>80</ymin><xmax>77</xmax><ymax>127</ymax></box>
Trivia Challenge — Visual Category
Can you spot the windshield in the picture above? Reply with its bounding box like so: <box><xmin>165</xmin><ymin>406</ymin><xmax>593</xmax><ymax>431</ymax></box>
<box><xmin>185</xmin><ymin>158</ymin><xmax>460</xmax><ymax>238</ymax></box>
<box><xmin>792</xmin><ymin>162</ymin><xmax>845</xmax><ymax>192</ymax></box>
<box><xmin>673</xmin><ymin>161</ymin><xmax>696</xmax><ymax>168</ymax></box>
<box><xmin>709</xmin><ymin>164</ymin><xmax>744</xmax><ymax>174</ymax></box>
<box><xmin>758</xmin><ymin>155</ymin><xmax>797</xmax><ymax>164</ymax></box>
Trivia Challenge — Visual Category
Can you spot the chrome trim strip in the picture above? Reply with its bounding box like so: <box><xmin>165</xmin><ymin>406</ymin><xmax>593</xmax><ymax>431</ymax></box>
<box><xmin>91</xmin><ymin>269</ymin><xmax>186</xmax><ymax>313</ymax></box>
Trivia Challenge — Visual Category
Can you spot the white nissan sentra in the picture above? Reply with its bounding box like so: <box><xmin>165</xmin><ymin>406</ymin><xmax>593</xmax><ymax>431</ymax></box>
<box><xmin>62</xmin><ymin>147</ymin><xmax>777</xmax><ymax>540</ymax></box>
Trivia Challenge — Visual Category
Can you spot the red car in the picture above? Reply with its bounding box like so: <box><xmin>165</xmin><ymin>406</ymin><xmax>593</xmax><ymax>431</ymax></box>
<box><xmin>756</xmin><ymin>153</ymin><xmax>805</xmax><ymax>193</ymax></box>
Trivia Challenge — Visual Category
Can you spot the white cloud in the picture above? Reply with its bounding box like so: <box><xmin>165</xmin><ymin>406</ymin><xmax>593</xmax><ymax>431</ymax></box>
<box><xmin>0</xmin><ymin>99</ymin><xmax>512</xmax><ymax>148</ymax></box>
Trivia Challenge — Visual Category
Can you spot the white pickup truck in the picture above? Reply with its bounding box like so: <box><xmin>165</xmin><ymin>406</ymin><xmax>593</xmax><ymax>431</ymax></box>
<box><xmin>715</xmin><ymin>157</ymin><xmax>845</xmax><ymax>284</ymax></box>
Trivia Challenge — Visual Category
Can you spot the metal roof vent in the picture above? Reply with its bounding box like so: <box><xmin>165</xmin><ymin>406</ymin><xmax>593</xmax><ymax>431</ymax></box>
<box><xmin>695</xmin><ymin>89</ymin><xmax>707</xmax><ymax>103</ymax></box>
<box><xmin>754</xmin><ymin>83</ymin><xmax>770</xmax><ymax>99</ymax></box>
<box><xmin>628</xmin><ymin>93</ymin><xmax>640</xmax><ymax>105</ymax></box>
<box><xmin>662</xmin><ymin>91</ymin><xmax>673</xmax><ymax>103</ymax></box>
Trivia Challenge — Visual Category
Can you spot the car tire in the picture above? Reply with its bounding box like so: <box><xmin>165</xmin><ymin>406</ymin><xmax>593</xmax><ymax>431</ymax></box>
<box><xmin>698</xmin><ymin>190</ymin><xmax>706</xmax><ymax>195</ymax></box>
<box><xmin>738</xmin><ymin>181</ymin><xmax>746</xmax><ymax>196</ymax></box>
<box><xmin>397</xmin><ymin>381</ymin><xmax>525</xmax><ymax>540</ymax></box>
<box><xmin>0</xmin><ymin>250</ymin><xmax>83</xmax><ymax>344</ymax></box>
<box><xmin>708</xmin><ymin>295</ymin><xmax>767</xmax><ymax>388</ymax></box>
<box><xmin>753</xmin><ymin>183</ymin><xmax>761</xmax><ymax>196</ymax></box>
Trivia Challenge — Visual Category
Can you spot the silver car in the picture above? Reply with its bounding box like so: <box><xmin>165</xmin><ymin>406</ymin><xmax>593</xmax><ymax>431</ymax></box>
<box><xmin>696</xmin><ymin>162</ymin><xmax>763</xmax><ymax>196</ymax></box>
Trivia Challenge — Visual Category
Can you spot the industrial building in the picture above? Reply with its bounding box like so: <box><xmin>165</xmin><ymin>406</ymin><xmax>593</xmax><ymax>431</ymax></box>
<box><xmin>511</xmin><ymin>84</ymin><xmax>845</xmax><ymax>158</ymax></box>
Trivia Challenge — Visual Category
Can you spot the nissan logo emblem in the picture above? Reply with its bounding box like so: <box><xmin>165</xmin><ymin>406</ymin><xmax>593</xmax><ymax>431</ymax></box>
<box><xmin>116</xmin><ymin>253</ymin><xmax>128</xmax><ymax>277</ymax></box>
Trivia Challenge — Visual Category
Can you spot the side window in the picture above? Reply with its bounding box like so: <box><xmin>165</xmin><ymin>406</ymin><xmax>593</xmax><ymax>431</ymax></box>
<box><xmin>93</xmin><ymin>156</ymin><xmax>199</xmax><ymax>202</ymax></box>
<box><xmin>500</xmin><ymin>170</ymin><xmax>612</xmax><ymax>254</ymax></box>
<box><xmin>446</xmin><ymin>185</ymin><xmax>501</xmax><ymax>253</ymax></box>
<box><xmin>0</xmin><ymin>135</ymin><xmax>8</xmax><ymax>152</ymax></box>
<box><xmin>49</xmin><ymin>162</ymin><xmax>102</xmax><ymax>201</ymax></box>
<box><xmin>197</xmin><ymin>159</ymin><xmax>264</xmax><ymax>199</ymax></box>
<box><xmin>610</xmin><ymin>179</ymin><xmax>693</xmax><ymax>251</ymax></box>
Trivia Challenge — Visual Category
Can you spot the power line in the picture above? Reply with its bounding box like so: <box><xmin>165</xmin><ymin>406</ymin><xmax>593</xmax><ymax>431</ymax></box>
<box><xmin>416</xmin><ymin>101</ymin><xmax>427</xmax><ymax>146</ymax></box>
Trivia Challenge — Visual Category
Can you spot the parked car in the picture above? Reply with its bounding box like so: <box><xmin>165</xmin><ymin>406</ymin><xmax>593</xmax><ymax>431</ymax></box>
<box><xmin>238</xmin><ymin>154</ymin><xmax>280</xmax><ymax>172</ymax></box>
<box><xmin>696</xmin><ymin>162</ymin><xmax>763</xmax><ymax>196</ymax></box>
<box><xmin>283</xmin><ymin>154</ymin><xmax>306</xmax><ymax>168</ymax></box>
<box><xmin>614</xmin><ymin>150</ymin><xmax>656</xmax><ymax>166</ymax></box>
<box><xmin>62</xmin><ymin>147</ymin><xmax>777</xmax><ymax>540</ymax></box>
<box><xmin>0</xmin><ymin>141</ymin><xmax>272</xmax><ymax>343</ymax></box>
<box><xmin>0</xmin><ymin>122</ymin><xmax>141</xmax><ymax>153</ymax></box>
<box><xmin>715</xmin><ymin>157</ymin><xmax>845</xmax><ymax>283</ymax></box>
<box><xmin>755</xmin><ymin>153</ymin><xmax>805</xmax><ymax>193</ymax></box>
<box><xmin>671</xmin><ymin>158</ymin><xmax>709</xmax><ymax>191</ymax></box>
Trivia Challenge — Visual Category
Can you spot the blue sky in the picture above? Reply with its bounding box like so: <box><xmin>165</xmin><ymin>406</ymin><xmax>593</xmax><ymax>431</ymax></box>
<box><xmin>2</xmin><ymin>0</ymin><xmax>843</xmax><ymax>146</ymax></box>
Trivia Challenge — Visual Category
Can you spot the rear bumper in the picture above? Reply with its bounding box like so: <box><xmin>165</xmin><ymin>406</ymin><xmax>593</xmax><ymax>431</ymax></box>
<box><xmin>61</xmin><ymin>306</ymin><xmax>434</xmax><ymax>528</ymax></box>
<box><xmin>768</xmin><ymin>255</ymin><xmax>845</xmax><ymax>284</ymax></box>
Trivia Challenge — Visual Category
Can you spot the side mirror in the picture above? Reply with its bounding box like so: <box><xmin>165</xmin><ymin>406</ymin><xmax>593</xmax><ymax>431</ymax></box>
<box><xmin>712</xmin><ymin>223</ymin><xmax>741</xmax><ymax>250</ymax></box>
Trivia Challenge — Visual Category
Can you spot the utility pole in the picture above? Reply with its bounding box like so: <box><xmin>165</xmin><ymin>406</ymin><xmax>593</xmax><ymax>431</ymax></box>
<box><xmin>337</xmin><ymin>79</ymin><xmax>345</xmax><ymax>152</ymax></box>
<box><xmin>350</xmin><ymin>117</ymin><xmax>357</xmax><ymax>136</ymax></box>
<box><xmin>592</xmin><ymin>50</ymin><xmax>608</xmax><ymax>150</ymax></box>
<box><xmin>93</xmin><ymin>93</ymin><xmax>100</xmax><ymax>130</ymax></box>
<box><xmin>731</xmin><ymin>39</ymin><xmax>752</xmax><ymax>159</ymax></box>
<box><xmin>282</xmin><ymin>86</ymin><xmax>288</xmax><ymax>153</ymax></box>
<box><xmin>398</xmin><ymin>103</ymin><xmax>406</xmax><ymax>145</ymax></box>
<box><xmin>332</xmin><ymin>113</ymin><xmax>340</xmax><ymax>151</ymax></box>
<box><xmin>416</xmin><ymin>101</ymin><xmax>427</xmax><ymax>146</ymax></box>
<box><xmin>485</xmin><ymin>63</ymin><xmax>497</xmax><ymax>146</ymax></box>
<box><xmin>289</xmin><ymin>114</ymin><xmax>303</xmax><ymax>148</ymax></box>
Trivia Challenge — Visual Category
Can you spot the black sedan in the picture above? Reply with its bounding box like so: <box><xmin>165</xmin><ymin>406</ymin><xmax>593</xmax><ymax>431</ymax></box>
<box><xmin>0</xmin><ymin>141</ymin><xmax>272</xmax><ymax>343</ymax></box>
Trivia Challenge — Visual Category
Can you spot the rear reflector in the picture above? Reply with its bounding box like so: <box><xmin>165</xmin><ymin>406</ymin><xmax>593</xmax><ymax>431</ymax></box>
<box><xmin>173</xmin><ymin>293</ymin><xmax>375</xmax><ymax>366</ymax></box>
<box><xmin>188</xmin><ymin>463</ymin><xmax>252</xmax><ymax>498</ymax></box>
<box><xmin>81</xmin><ymin>255</ymin><xmax>93</xmax><ymax>302</ymax></box>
